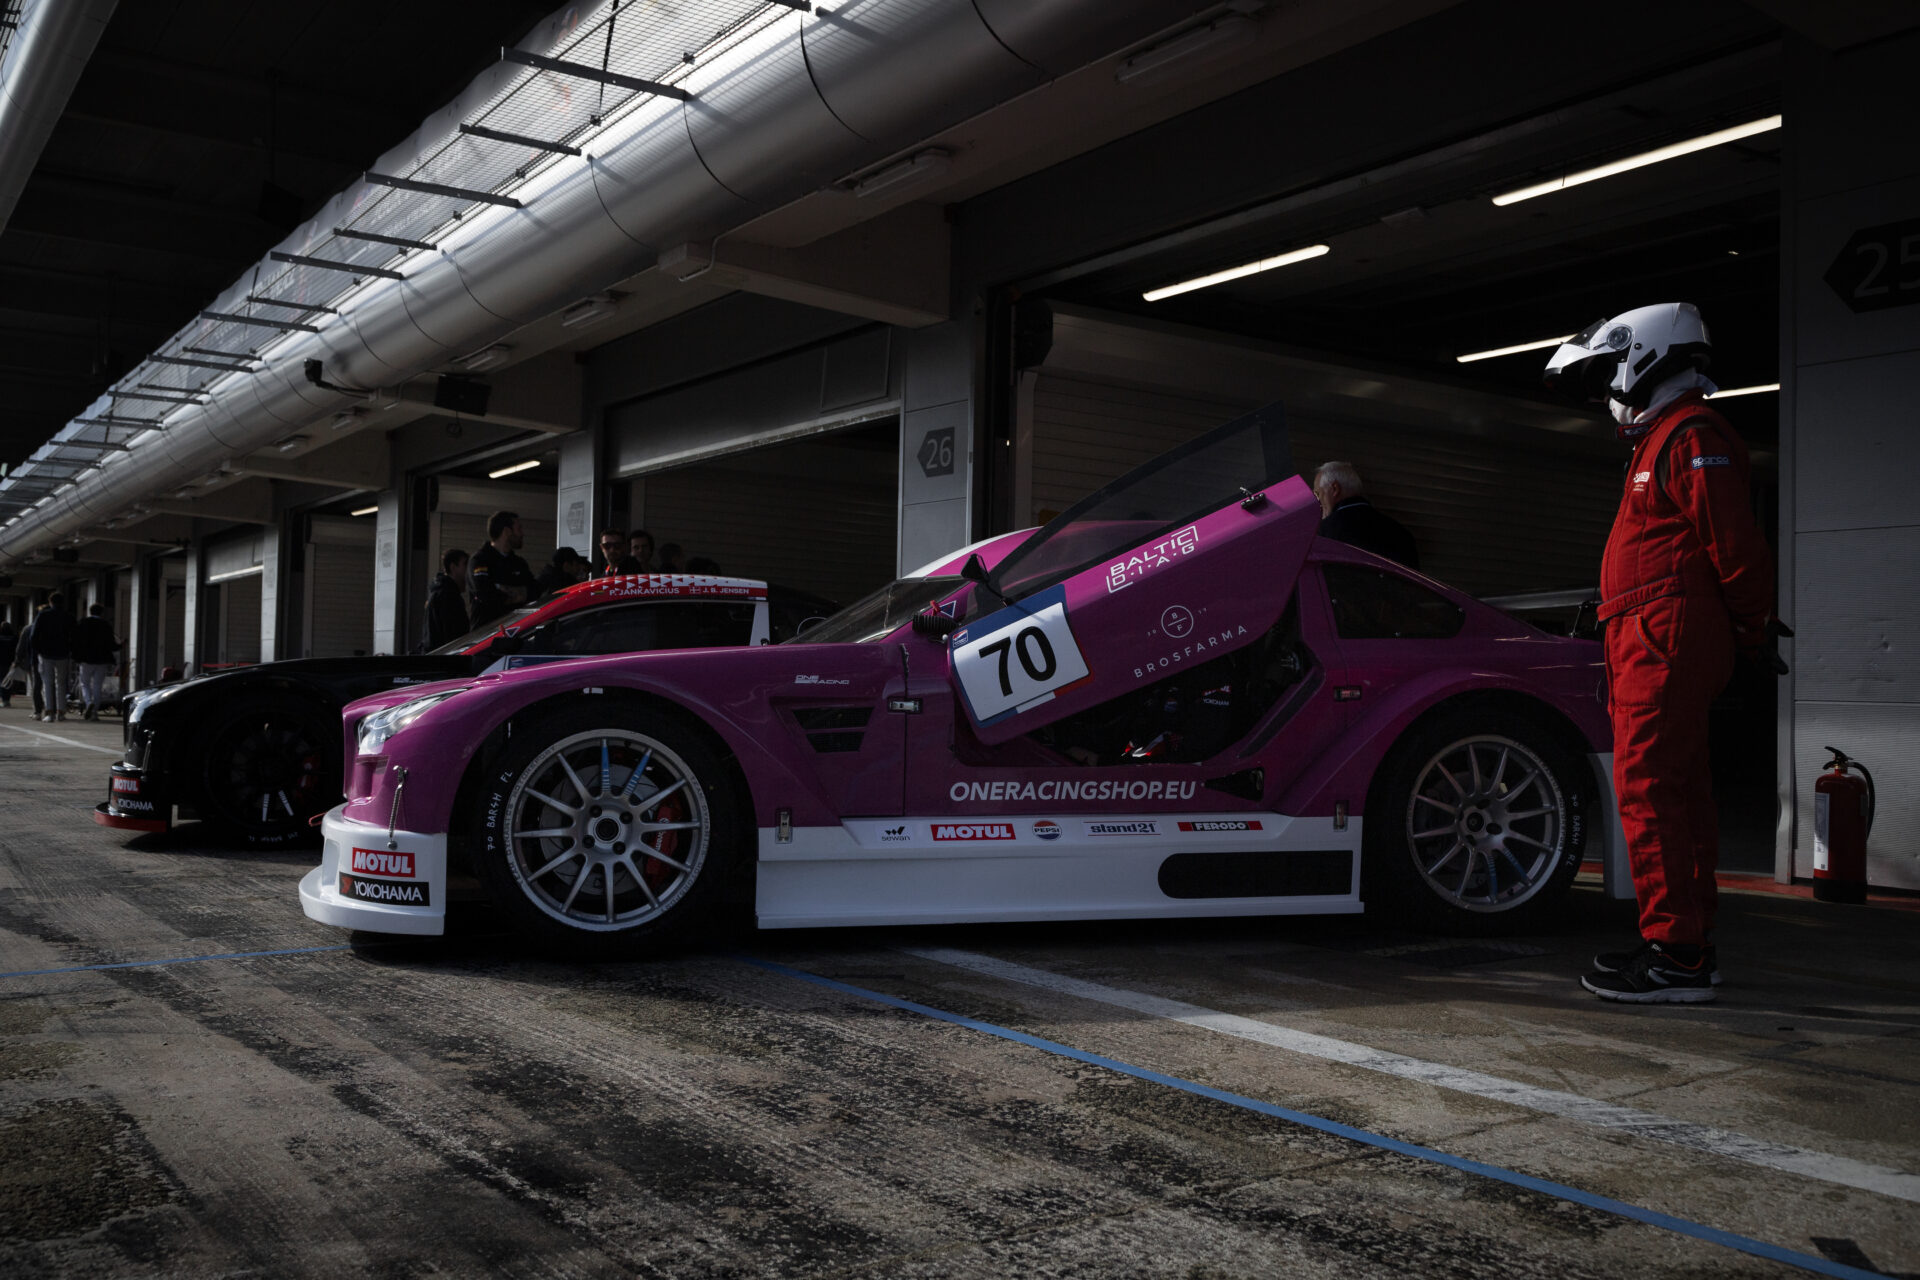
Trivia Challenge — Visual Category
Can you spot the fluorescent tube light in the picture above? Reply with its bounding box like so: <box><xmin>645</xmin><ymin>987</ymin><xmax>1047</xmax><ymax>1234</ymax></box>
<box><xmin>560</xmin><ymin>294</ymin><xmax>619</xmax><ymax>329</ymax></box>
<box><xmin>1144</xmin><ymin>243</ymin><xmax>1330</xmax><ymax>302</ymax></box>
<box><xmin>350</xmin><ymin>505</ymin><xmax>378</xmax><ymax>517</ymax></box>
<box><xmin>456</xmin><ymin>345</ymin><xmax>511</xmax><ymax>373</ymax></box>
<box><xmin>1492</xmin><ymin>115</ymin><xmax>1782</xmax><ymax>206</ymax></box>
<box><xmin>488</xmin><ymin>459</ymin><xmax>541</xmax><ymax>479</ymax></box>
<box><xmin>1707</xmin><ymin>383</ymin><xmax>1780</xmax><ymax>399</ymax></box>
<box><xmin>852</xmin><ymin>149</ymin><xmax>951</xmax><ymax>199</ymax></box>
<box><xmin>1456</xmin><ymin>334</ymin><xmax>1573</xmax><ymax>364</ymax></box>
<box><xmin>1115</xmin><ymin>15</ymin><xmax>1254</xmax><ymax>86</ymax></box>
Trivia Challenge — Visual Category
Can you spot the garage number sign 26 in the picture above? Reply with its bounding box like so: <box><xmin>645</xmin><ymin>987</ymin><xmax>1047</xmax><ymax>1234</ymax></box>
<box><xmin>918</xmin><ymin>427</ymin><xmax>955</xmax><ymax>477</ymax></box>
<box><xmin>951</xmin><ymin>585</ymin><xmax>1090</xmax><ymax>723</ymax></box>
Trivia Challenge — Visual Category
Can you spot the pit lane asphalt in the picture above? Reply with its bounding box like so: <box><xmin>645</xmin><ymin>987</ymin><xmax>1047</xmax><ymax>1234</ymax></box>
<box><xmin>4</xmin><ymin>708</ymin><xmax>1918</xmax><ymax>1279</ymax></box>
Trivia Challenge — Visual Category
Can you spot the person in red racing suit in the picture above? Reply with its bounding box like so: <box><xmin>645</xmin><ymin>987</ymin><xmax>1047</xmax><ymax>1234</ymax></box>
<box><xmin>1544</xmin><ymin>303</ymin><xmax>1774</xmax><ymax>1003</ymax></box>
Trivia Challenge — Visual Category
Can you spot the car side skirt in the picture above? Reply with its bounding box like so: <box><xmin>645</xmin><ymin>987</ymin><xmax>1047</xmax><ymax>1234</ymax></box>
<box><xmin>754</xmin><ymin>813</ymin><xmax>1363</xmax><ymax>928</ymax></box>
<box><xmin>1589</xmin><ymin>752</ymin><xmax>1633</xmax><ymax>900</ymax></box>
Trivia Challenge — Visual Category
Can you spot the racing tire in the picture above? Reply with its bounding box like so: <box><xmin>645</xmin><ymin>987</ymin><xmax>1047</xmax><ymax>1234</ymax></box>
<box><xmin>198</xmin><ymin>698</ymin><xmax>340</xmax><ymax>848</ymax></box>
<box><xmin>475</xmin><ymin>703</ymin><xmax>744</xmax><ymax>958</ymax></box>
<box><xmin>1362</xmin><ymin>708</ymin><xmax>1588</xmax><ymax>935</ymax></box>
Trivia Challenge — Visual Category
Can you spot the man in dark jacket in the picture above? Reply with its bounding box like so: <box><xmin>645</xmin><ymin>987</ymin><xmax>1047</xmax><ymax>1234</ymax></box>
<box><xmin>534</xmin><ymin>547</ymin><xmax>588</xmax><ymax>597</ymax></box>
<box><xmin>0</xmin><ymin>620</ymin><xmax>17</xmax><ymax>709</ymax></box>
<box><xmin>29</xmin><ymin>592</ymin><xmax>75</xmax><ymax>722</ymax></box>
<box><xmin>73</xmin><ymin>603</ymin><xmax>123</xmax><ymax>720</ymax></box>
<box><xmin>1313</xmin><ymin>461</ymin><xmax>1420</xmax><ymax>569</ymax></box>
<box><xmin>422</xmin><ymin>548</ymin><xmax>470</xmax><ymax>651</ymax></box>
<box><xmin>468</xmin><ymin>511</ymin><xmax>537</xmax><ymax>629</ymax></box>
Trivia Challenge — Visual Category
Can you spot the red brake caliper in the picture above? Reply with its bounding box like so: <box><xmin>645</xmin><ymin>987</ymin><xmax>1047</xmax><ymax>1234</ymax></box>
<box><xmin>640</xmin><ymin>793</ymin><xmax>687</xmax><ymax>892</ymax></box>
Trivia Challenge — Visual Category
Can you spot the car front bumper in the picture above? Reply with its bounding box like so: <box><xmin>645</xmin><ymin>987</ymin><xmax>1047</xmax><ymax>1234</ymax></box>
<box><xmin>93</xmin><ymin>763</ymin><xmax>170</xmax><ymax>832</ymax></box>
<box><xmin>299</xmin><ymin>804</ymin><xmax>447</xmax><ymax>935</ymax></box>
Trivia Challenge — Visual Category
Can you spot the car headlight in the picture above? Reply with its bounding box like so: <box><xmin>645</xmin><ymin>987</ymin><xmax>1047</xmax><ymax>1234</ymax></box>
<box><xmin>356</xmin><ymin>689</ymin><xmax>468</xmax><ymax>756</ymax></box>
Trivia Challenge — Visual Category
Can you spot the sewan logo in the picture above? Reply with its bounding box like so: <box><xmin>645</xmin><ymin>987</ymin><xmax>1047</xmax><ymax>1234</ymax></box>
<box><xmin>879</xmin><ymin>825</ymin><xmax>911</xmax><ymax>843</ymax></box>
<box><xmin>349</xmin><ymin>847</ymin><xmax>416</xmax><ymax>879</ymax></box>
<box><xmin>932</xmin><ymin>823</ymin><xmax>1016</xmax><ymax>841</ymax></box>
<box><xmin>1032</xmin><ymin>820</ymin><xmax>1062</xmax><ymax>841</ymax></box>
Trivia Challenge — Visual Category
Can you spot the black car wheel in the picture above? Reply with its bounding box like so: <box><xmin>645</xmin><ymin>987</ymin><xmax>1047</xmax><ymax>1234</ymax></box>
<box><xmin>476</xmin><ymin>704</ymin><xmax>743</xmax><ymax>957</ymax></box>
<box><xmin>1363</xmin><ymin>709</ymin><xmax>1588</xmax><ymax>934</ymax></box>
<box><xmin>199</xmin><ymin>699</ymin><xmax>339</xmax><ymax>846</ymax></box>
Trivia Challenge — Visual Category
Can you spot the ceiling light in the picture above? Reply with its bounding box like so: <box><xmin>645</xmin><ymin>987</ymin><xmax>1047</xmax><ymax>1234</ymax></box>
<box><xmin>275</xmin><ymin>435</ymin><xmax>311</xmax><ymax>452</ymax></box>
<box><xmin>851</xmin><ymin>149</ymin><xmax>952</xmax><ymax>199</ymax></box>
<box><xmin>351</xmin><ymin>505</ymin><xmax>379</xmax><ymax>517</ymax></box>
<box><xmin>1708</xmin><ymin>383</ymin><xmax>1780</xmax><ymax>399</ymax></box>
<box><xmin>559</xmin><ymin>294</ymin><xmax>619</xmax><ymax>329</ymax></box>
<box><xmin>1492</xmin><ymin>115</ymin><xmax>1782</xmax><ymax>206</ymax></box>
<box><xmin>488</xmin><ymin>459</ymin><xmax>541</xmax><ymax>479</ymax></box>
<box><xmin>456</xmin><ymin>345</ymin><xmax>511</xmax><ymax>373</ymax></box>
<box><xmin>1115</xmin><ymin>14</ymin><xmax>1254</xmax><ymax>86</ymax></box>
<box><xmin>1143</xmin><ymin>243</ymin><xmax>1329</xmax><ymax>302</ymax></box>
<box><xmin>1455</xmin><ymin>334</ymin><xmax>1573</xmax><ymax>364</ymax></box>
<box><xmin>331</xmin><ymin>407</ymin><xmax>365</xmax><ymax>431</ymax></box>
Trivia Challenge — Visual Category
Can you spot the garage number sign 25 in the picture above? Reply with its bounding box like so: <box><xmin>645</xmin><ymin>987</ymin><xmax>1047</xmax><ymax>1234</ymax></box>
<box><xmin>1826</xmin><ymin>217</ymin><xmax>1920</xmax><ymax>313</ymax></box>
<box><xmin>951</xmin><ymin>585</ymin><xmax>1090</xmax><ymax>723</ymax></box>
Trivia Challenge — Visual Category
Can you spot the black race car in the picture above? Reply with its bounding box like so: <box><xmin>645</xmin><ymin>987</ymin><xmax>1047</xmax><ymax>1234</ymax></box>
<box><xmin>96</xmin><ymin>574</ymin><xmax>833</xmax><ymax>846</ymax></box>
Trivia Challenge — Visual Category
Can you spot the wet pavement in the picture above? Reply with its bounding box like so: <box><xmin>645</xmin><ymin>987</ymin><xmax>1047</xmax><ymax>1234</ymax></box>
<box><xmin>3</xmin><ymin>706</ymin><xmax>1917</xmax><ymax>1278</ymax></box>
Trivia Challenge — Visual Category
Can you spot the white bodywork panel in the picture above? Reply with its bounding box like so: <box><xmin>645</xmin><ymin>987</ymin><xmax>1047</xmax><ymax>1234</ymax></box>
<box><xmin>300</xmin><ymin>805</ymin><xmax>448</xmax><ymax>935</ymax></box>
<box><xmin>1590</xmin><ymin>752</ymin><xmax>1632</xmax><ymax>900</ymax></box>
<box><xmin>754</xmin><ymin>812</ymin><xmax>1363</xmax><ymax>928</ymax></box>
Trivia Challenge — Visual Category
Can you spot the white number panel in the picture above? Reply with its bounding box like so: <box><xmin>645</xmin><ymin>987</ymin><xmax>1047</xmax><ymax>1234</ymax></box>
<box><xmin>951</xmin><ymin>585</ymin><xmax>1091</xmax><ymax>725</ymax></box>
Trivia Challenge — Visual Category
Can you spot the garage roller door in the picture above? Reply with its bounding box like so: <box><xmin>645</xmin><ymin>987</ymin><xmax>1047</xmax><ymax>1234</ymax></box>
<box><xmin>307</xmin><ymin>517</ymin><xmax>375</xmax><ymax>658</ymax></box>
<box><xmin>1029</xmin><ymin>372</ymin><xmax>1620</xmax><ymax>598</ymax></box>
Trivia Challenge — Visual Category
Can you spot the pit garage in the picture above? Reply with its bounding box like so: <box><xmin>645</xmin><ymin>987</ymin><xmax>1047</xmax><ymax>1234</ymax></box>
<box><xmin>2</xmin><ymin>0</ymin><xmax>1917</xmax><ymax>1274</ymax></box>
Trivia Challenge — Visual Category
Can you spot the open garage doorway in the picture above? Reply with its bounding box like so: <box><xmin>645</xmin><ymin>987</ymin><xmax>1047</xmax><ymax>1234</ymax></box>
<box><xmin>623</xmin><ymin>417</ymin><xmax>899</xmax><ymax>610</ymax></box>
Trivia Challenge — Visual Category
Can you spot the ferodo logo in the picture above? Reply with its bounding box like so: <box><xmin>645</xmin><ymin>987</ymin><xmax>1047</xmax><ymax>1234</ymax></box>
<box><xmin>1178</xmin><ymin>820</ymin><xmax>1263</xmax><ymax>832</ymax></box>
<box><xmin>932</xmin><ymin>823</ymin><xmax>1015</xmax><ymax>841</ymax></box>
<box><xmin>349</xmin><ymin>847</ymin><xmax>416</xmax><ymax>878</ymax></box>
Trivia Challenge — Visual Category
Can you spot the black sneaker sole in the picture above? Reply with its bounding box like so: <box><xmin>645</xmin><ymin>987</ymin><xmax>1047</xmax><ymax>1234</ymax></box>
<box><xmin>1581</xmin><ymin>975</ymin><xmax>1717</xmax><ymax>1003</ymax></box>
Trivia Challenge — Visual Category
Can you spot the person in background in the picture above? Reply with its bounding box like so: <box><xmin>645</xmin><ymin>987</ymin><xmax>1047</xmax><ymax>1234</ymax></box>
<box><xmin>73</xmin><ymin>603</ymin><xmax>123</xmax><ymax>721</ymax></box>
<box><xmin>629</xmin><ymin>528</ymin><xmax>656</xmax><ymax>572</ymax></box>
<box><xmin>657</xmin><ymin>542</ymin><xmax>687</xmax><ymax>574</ymax></box>
<box><xmin>1312</xmin><ymin>461</ymin><xmax>1420</xmax><ymax>569</ymax></box>
<box><xmin>15</xmin><ymin>609</ymin><xmax>40</xmax><ymax>717</ymax></box>
<box><xmin>468</xmin><ymin>511</ymin><xmax>536</xmax><ymax>629</ymax></box>
<box><xmin>29</xmin><ymin>592</ymin><xmax>75</xmax><ymax>723</ymax></box>
<box><xmin>422</xmin><ymin>547</ymin><xmax>470</xmax><ymax>651</ymax></box>
<box><xmin>0</xmin><ymin>620</ymin><xmax>17</xmax><ymax>709</ymax></box>
<box><xmin>595</xmin><ymin>529</ymin><xmax>641</xmax><ymax>577</ymax></box>
<box><xmin>534</xmin><ymin>546</ymin><xmax>589</xmax><ymax>596</ymax></box>
<box><xmin>686</xmin><ymin>556</ymin><xmax>721</xmax><ymax>575</ymax></box>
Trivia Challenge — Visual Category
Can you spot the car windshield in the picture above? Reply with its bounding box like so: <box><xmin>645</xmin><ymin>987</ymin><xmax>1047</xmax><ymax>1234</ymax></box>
<box><xmin>785</xmin><ymin>576</ymin><xmax>962</xmax><ymax>644</ymax></box>
<box><xmin>429</xmin><ymin>601</ymin><xmax>547</xmax><ymax>655</ymax></box>
<box><xmin>988</xmin><ymin>402</ymin><xmax>1292</xmax><ymax>603</ymax></box>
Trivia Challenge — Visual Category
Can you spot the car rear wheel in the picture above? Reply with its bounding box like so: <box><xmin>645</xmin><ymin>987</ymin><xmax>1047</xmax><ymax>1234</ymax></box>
<box><xmin>475</xmin><ymin>705</ymin><xmax>742</xmax><ymax>957</ymax></box>
<box><xmin>1363</xmin><ymin>709</ymin><xmax>1588</xmax><ymax>934</ymax></box>
<box><xmin>199</xmin><ymin>699</ymin><xmax>338</xmax><ymax>847</ymax></box>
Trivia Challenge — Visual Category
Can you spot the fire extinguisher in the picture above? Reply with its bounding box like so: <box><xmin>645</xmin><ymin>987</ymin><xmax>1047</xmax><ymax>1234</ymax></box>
<box><xmin>1813</xmin><ymin>746</ymin><xmax>1874</xmax><ymax>904</ymax></box>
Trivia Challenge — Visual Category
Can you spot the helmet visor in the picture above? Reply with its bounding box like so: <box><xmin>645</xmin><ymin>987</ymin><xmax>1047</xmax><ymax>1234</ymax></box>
<box><xmin>1542</xmin><ymin>318</ymin><xmax>1623</xmax><ymax>402</ymax></box>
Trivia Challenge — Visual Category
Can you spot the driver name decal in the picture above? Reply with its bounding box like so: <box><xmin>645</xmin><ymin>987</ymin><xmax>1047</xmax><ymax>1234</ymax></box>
<box><xmin>1105</xmin><ymin>525</ymin><xmax>1199</xmax><ymax>593</ymax></box>
<box><xmin>349</xmin><ymin>847</ymin><xmax>416</xmax><ymax>878</ymax></box>
<box><xmin>948</xmin><ymin>779</ymin><xmax>1200</xmax><ymax>803</ymax></box>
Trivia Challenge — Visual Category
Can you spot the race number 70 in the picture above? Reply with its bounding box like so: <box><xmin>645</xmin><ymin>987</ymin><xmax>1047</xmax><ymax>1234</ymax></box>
<box><xmin>952</xmin><ymin>599</ymin><xmax>1090</xmax><ymax>722</ymax></box>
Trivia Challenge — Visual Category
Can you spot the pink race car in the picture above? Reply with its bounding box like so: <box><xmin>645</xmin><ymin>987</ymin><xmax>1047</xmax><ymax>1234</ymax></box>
<box><xmin>300</xmin><ymin>406</ymin><xmax>1622</xmax><ymax>953</ymax></box>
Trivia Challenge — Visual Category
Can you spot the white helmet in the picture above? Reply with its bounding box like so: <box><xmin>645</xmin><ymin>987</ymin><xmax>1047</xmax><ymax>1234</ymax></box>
<box><xmin>1543</xmin><ymin>302</ymin><xmax>1712</xmax><ymax>410</ymax></box>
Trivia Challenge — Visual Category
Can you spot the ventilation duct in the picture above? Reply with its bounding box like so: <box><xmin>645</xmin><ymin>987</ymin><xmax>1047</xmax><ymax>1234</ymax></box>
<box><xmin>0</xmin><ymin>0</ymin><xmax>1180</xmax><ymax>569</ymax></box>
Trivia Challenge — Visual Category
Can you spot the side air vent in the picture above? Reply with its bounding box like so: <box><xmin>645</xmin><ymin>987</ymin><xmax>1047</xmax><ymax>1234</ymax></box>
<box><xmin>1158</xmin><ymin>850</ymin><xmax>1352</xmax><ymax>899</ymax></box>
<box><xmin>792</xmin><ymin>706</ymin><xmax>872</xmax><ymax>754</ymax></box>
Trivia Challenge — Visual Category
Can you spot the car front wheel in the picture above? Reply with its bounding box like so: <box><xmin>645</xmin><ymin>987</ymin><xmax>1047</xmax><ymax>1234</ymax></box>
<box><xmin>199</xmin><ymin>699</ymin><xmax>338</xmax><ymax>846</ymax></box>
<box><xmin>1363</xmin><ymin>709</ymin><xmax>1588</xmax><ymax>934</ymax></box>
<box><xmin>475</xmin><ymin>705</ymin><xmax>741</xmax><ymax>956</ymax></box>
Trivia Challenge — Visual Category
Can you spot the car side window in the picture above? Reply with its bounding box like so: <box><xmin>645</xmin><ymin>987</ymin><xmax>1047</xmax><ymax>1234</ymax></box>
<box><xmin>538</xmin><ymin>602</ymin><xmax>758</xmax><ymax>655</ymax></box>
<box><xmin>1324</xmin><ymin>564</ymin><xmax>1464</xmax><ymax>640</ymax></box>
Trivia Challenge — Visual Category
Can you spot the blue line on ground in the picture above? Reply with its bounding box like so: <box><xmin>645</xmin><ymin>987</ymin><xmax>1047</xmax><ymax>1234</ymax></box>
<box><xmin>741</xmin><ymin>955</ymin><xmax>1882</xmax><ymax>1280</ymax></box>
<box><xmin>1</xmin><ymin>944</ymin><xmax>354</xmax><ymax>979</ymax></box>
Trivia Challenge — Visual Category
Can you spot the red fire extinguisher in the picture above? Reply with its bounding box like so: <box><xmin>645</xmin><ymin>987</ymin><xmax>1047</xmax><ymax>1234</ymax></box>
<box><xmin>1813</xmin><ymin>746</ymin><xmax>1874</xmax><ymax>904</ymax></box>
